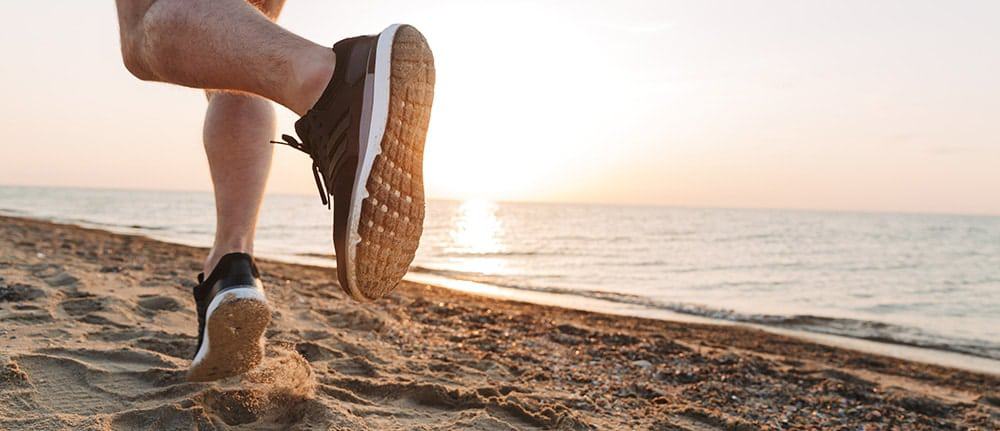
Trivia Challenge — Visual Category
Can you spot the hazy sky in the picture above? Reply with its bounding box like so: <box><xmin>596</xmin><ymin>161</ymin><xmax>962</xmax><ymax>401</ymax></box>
<box><xmin>1</xmin><ymin>1</ymin><xmax>998</xmax><ymax>214</ymax></box>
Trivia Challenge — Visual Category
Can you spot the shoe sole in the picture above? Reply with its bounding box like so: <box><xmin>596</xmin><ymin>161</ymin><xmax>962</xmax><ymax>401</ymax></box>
<box><xmin>187</xmin><ymin>287</ymin><xmax>271</xmax><ymax>382</ymax></box>
<box><xmin>344</xmin><ymin>24</ymin><xmax>435</xmax><ymax>301</ymax></box>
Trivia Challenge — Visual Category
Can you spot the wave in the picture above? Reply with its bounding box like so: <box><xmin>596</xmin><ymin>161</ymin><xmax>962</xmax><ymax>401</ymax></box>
<box><xmin>101</xmin><ymin>222</ymin><xmax>168</xmax><ymax>231</ymax></box>
<box><xmin>409</xmin><ymin>266</ymin><xmax>1000</xmax><ymax>361</ymax></box>
<box><xmin>0</xmin><ymin>210</ymin><xmax>170</xmax><ymax>232</ymax></box>
<box><xmin>732</xmin><ymin>314</ymin><xmax>999</xmax><ymax>360</ymax></box>
<box><xmin>296</xmin><ymin>252</ymin><xmax>336</xmax><ymax>259</ymax></box>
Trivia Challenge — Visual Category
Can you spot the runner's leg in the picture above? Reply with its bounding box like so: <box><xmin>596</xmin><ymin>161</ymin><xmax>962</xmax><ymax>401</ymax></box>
<box><xmin>201</xmin><ymin>0</ymin><xmax>284</xmax><ymax>274</ymax></box>
<box><xmin>202</xmin><ymin>92</ymin><xmax>274</xmax><ymax>274</ymax></box>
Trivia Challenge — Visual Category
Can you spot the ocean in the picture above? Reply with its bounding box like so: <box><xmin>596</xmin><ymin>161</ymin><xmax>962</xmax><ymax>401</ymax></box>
<box><xmin>1</xmin><ymin>185</ymin><xmax>997</xmax><ymax>366</ymax></box>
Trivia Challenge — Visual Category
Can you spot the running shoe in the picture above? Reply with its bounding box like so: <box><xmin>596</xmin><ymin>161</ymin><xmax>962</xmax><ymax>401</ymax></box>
<box><xmin>274</xmin><ymin>24</ymin><xmax>435</xmax><ymax>301</ymax></box>
<box><xmin>187</xmin><ymin>253</ymin><xmax>271</xmax><ymax>382</ymax></box>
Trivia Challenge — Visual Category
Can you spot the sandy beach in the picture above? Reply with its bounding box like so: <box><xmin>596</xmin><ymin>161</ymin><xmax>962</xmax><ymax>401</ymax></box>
<box><xmin>0</xmin><ymin>215</ymin><xmax>996</xmax><ymax>430</ymax></box>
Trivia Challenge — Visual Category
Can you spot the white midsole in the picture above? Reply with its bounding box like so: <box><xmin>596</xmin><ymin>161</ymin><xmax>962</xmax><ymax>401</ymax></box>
<box><xmin>343</xmin><ymin>23</ymin><xmax>401</xmax><ymax>300</ymax></box>
<box><xmin>190</xmin><ymin>286</ymin><xmax>268</xmax><ymax>367</ymax></box>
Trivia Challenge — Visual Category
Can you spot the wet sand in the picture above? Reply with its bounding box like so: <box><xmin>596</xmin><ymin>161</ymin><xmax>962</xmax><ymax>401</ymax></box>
<box><xmin>0</xmin><ymin>215</ymin><xmax>997</xmax><ymax>430</ymax></box>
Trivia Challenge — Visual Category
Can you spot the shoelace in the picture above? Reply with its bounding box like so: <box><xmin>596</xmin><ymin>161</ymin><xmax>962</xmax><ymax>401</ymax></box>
<box><xmin>271</xmin><ymin>134</ymin><xmax>331</xmax><ymax>208</ymax></box>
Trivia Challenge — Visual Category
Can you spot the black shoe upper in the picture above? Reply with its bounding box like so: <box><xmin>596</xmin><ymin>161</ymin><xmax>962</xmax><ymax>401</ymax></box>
<box><xmin>192</xmin><ymin>252</ymin><xmax>262</xmax><ymax>358</ymax></box>
<box><xmin>271</xmin><ymin>34</ymin><xmax>380</xmax><ymax>292</ymax></box>
<box><xmin>272</xmin><ymin>35</ymin><xmax>378</xmax><ymax>209</ymax></box>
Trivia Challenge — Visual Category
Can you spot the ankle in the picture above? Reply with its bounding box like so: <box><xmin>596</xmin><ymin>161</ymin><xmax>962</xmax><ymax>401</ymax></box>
<box><xmin>287</xmin><ymin>47</ymin><xmax>336</xmax><ymax>115</ymax></box>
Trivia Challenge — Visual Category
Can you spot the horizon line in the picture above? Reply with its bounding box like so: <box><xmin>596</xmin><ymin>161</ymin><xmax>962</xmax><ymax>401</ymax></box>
<box><xmin>2</xmin><ymin>182</ymin><xmax>998</xmax><ymax>219</ymax></box>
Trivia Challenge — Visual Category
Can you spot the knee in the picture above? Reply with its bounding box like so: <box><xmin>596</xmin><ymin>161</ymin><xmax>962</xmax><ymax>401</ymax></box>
<box><xmin>117</xmin><ymin>0</ymin><xmax>190</xmax><ymax>81</ymax></box>
<box><xmin>119</xmin><ymin>32</ymin><xmax>155</xmax><ymax>81</ymax></box>
<box><xmin>117</xmin><ymin>2</ymin><xmax>158</xmax><ymax>81</ymax></box>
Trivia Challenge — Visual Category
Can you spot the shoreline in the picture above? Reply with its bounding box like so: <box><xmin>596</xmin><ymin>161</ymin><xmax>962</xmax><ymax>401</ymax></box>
<box><xmin>11</xmin><ymin>212</ymin><xmax>1000</xmax><ymax>375</ymax></box>
<box><xmin>405</xmin><ymin>272</ymin><xmax>1000</xmax><ymax>376</ymax></box>
<box><xmin>1</xmin><ymin>215</ymin><xmax>998</xmax><ymax>429</ymax></box>
<box><xmin>4</xmin><ymin>210</ymin><xmax>996</xmax><ymax>374</ymax></box>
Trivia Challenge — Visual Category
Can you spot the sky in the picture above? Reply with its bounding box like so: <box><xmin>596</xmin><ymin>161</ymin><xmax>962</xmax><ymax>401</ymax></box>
<box><xmin>1</xmin><ymin>1</ymin><xmax>998</xmax><ymax>215</ymax></box>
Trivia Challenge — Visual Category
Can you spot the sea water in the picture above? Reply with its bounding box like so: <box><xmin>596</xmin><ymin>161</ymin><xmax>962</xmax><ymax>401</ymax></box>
<box><xmin>1</xmin><ymin>185</ymin><xmax>997</xmax><ymax>363</ymax></box>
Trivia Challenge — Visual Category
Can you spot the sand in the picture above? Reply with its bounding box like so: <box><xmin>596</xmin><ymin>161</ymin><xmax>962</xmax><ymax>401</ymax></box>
<box><xmin>0</xmin><ymin>215</ymin><xmax>997</xmax><ymax>430</ymax></box>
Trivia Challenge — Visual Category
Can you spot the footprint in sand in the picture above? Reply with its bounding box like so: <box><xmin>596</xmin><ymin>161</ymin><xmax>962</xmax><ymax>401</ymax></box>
<box><xmin>327</xmin><ymin>356</ymin><xmax>378</xmax><ymax>377</ymax></box>
<box><xmin>44</xmin><ymin>272</ymin><xmax>79</xmax><ymax>288</ymax></box>
<box><xmin>60</xmin><ymin>297</ymin><xmax>106</xmax><ymax>316</ymax></box>
<box><xmin>295</xmin><ymin>341</ymin><xmax>346</xmax><ymax>363</ymax></box>
<box><xmin>0</xmin><ymin>282</ymin><xmax>45</xmax><ymax>302</ymax></box>
<box><xmin>82</xmin><ymin>328</ymin><xmax>196</xmax><ymax>361</ymax></box>
<box><xmin>0</xmin><ymin>282</ymin><xmax>52</xmax><ymax>325</ymax></box>
<box><xmin>25</xmin><ymin>264</ymin><xmax>79</xmax><ymax>288</ymax></box>
<box><xmin>133</xmin><ymin>334</ymin><xmax>197</xmax><ymax>360</ymax></box>
<box><xmin>0</xmin><ymin>310</ymin><xmax>53</xmax><ymax>325</ymax></box>
<box><xmin>26</xmin><ymin>263</ymin><xmax>60</xmax><ymax>278</ymax></box>
<box><xmin>36</xmin><ymin>347</ymin><xmax>179</xmax><ymax>373</ymax></box>
<box><xmin>7</xmin><ymin>350</ymin><xmax>195</xmax><ymax>417</ymax></box>
<box><xmin>59</xmin><ymin>296</ymin><xmax>136</xmax><ymax>329</ymax></box>
<box><xmin>318</xmin><ymin>307</ymin><xmax>387</xmax><ymax>332</ymax></box>
<box><xmin>137</xmin><ymin>295</ymin><xmax>183</xmax><ymax>313</ymax></box>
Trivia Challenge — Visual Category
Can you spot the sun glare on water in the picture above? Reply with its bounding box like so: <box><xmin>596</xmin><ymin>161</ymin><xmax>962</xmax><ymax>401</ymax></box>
<box><xmin>446</xmin><ymin>199</ymin><xmax>506</xmax><ymax>274</ymax></box>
